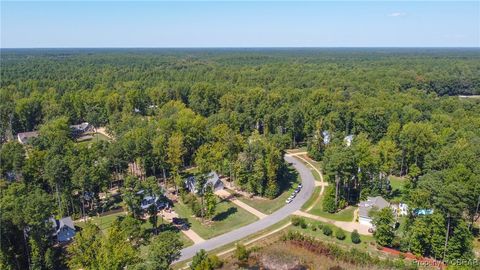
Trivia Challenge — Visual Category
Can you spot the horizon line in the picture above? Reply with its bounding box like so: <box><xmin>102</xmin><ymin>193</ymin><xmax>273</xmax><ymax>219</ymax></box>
<box><xmin>2</xmin><ymin>46</ymin><xmax>479</xmax><ymax>50</ymax></box>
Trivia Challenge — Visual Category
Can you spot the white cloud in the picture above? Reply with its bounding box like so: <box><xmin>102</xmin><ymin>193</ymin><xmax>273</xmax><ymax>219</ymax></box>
<box><xmin>388</xmin><ymin>12</ymin><xmax>406</xmax><ymax>17</ymax></box>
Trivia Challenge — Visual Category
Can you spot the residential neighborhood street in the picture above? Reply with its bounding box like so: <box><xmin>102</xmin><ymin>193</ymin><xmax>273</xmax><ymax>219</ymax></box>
<box><xmin>176</xmin><ymin>154</ymin><xmax>316</xmax><ymax>262</ymax></box>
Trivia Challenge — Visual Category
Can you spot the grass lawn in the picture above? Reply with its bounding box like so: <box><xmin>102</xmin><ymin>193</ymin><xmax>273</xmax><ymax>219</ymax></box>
<box><xmin>389</xmin><ymin>175</ymin><xmax>406</xmax><ymax>190</ymax></box>
<box><xmin>75</xmin><ymin>211</ymin><xmax>126</xmax><ymax>231</ymax></box>
<box><xmin>173</xmin><ymin>198</ymin><xmax>258</xmax><ymax>239</ymax></box>
<box><xmin>389</xmin><ymin>175</ymin><xmax>407</xmax><ymax>200</ymax></box>
<box><xmin>235</xmin><ymin>168</ymin><xmax>301</xmax><ymax>214</ymax></box>
<box><xmin>307</xmin><ymin>195</ymin><xmax>357</xmax><ymax>222</ymax></box>
<box><xmin>301</xmin><ymin>186</ymin><xmax>321</xmax><ymax>211</ymax></box>
<box><xmin>76</xmin><ymin>133</ymin><xmax>111</xmax><ymax>145</ymax></box>
<box><xmin>291</xmin><ymin>217</ymin><xmax>377</xmax><ymax>253</ymax></box>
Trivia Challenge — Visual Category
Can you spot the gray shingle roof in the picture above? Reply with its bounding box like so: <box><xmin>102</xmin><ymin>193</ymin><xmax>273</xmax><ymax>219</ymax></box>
<box><xmin>358</xmin><ymin>196</ymin><xmax>390</xmax><ymax>219</ymax></box>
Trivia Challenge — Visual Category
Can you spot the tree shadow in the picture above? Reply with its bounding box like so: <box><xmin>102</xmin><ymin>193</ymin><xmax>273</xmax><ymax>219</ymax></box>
<box><xmin>387</xmin><ymin>189</ymin><xmax>403</xmax><ymax>200</ymax></box>
<box><xmin>212</xmin><ymin>207</ymin><xmax>237</xmax><ymax>222</ymax></box>
<box><xmin>278</xmin><ymin>166</ymin><xmax>299</xmax><ymax>193</ymax></box>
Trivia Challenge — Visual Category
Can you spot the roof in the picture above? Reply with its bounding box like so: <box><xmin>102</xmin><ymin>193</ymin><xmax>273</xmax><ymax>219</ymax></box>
<box><xmin>185</xmin><ymin>171</ymin><xmax>222</xmax><ymax>193</ymax></box>
<box><xmin>344</xmin><ymin>135</ymin><xmax>354</xmax><ymax>147</ymax></box>
<box><xmin>50</xmin><ymin>216</ymin><xmax>75</xmax><ymax>235</ymax></box>
<box><xmin>358</xmin><ymin>196</ymin><xmax>390</xmax><ymax>219</ymax></box>
<box><xmin>70</xmin><ymin>122</ymin><xmax>90</xmax><ymax>131</ymax></box>
<box><xmin>322</xmin><ymin>130</ymin><xmax>331</xmax><ymax>145</ymax></box>
<box><xmin>17</xmin><ymin>131</ymin><xmax>39</xmax><ymax>144</ymax></box>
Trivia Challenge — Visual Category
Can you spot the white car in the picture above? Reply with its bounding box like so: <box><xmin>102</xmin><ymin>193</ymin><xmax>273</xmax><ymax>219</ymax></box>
<box><xmin>285</xmin><ymin>197</ymin><xmax>293</xmax><ymax>204</ymax></box>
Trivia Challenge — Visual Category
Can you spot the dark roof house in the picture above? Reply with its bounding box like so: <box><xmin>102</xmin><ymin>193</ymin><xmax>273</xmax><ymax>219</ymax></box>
<box><xmin>17</xmin><ymin>131</ymin><xmax>39</xmax><ymax>144</ymax></box>
<box><xmin>70</xmin><ymin>122</ymin><xmax>94</xmax><ymax>137</ymax></box>
<box><xmin>50</xmin><ymin>216</ymin><xmax>76</xmax><ymax>243</ymax></box>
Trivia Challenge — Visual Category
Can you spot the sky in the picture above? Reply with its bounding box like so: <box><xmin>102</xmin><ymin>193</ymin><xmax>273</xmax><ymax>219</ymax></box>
<box><xmin>1</xmin><ymin>1</ymin><xmax>479</xmax><ymax>48</ymax></box>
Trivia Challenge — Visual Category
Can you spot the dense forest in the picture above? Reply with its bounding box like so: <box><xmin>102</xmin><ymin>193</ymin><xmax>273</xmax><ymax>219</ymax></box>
<box><xmin>1</xmin><ymin>48</ymin><xmax>479</xmax><ymax>269</ymax></box>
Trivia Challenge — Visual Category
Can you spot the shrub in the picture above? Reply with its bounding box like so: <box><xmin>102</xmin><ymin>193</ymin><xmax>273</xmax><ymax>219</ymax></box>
<box><xmin>311</xmin><ymin>224</ymin><xmax>317</xmax><ymax>231</ymax></box>
<box><xmin>300</xmin><ymin>221</ymin><xmax>307</xmax><ymax>229</ymax></box>
<box><xmin>335</xmin><ymin>228</ymin><xmax>346</xmax><ymax>240</ymax></box>
<box><xmin>235</xmin><ymin>243</ymin><xmax>250</xmax><ymax>262</ymax></box>
<box><xmin>291</xmin><ymin>216</ymin><xmax>306</xmax><ymax>228</ymax></box>
<box><xmin>351</xmin><ymin>229</ymin><xmax>361</xmax><ymax>244</ymax></box>
<box><xmin>317</xmin><ymin>223</ymin><xmax>324</xmax><ymax>230</ymax></box>
<box><xmin>206</xmin><ymin>255</ymin><xmax>223</xmax><ymax>269</ymax></box>
<box><xmin>322</xmin><ymin>225</ymin><xmax>332</xmax><ymax>236</ymax></box>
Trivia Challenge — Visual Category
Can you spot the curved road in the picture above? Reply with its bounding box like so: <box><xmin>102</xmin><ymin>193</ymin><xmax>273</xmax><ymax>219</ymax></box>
<box><xmin>177</xmin><ymin>154</ymin><xmax>316</xmax><ymax>262</ymax></box>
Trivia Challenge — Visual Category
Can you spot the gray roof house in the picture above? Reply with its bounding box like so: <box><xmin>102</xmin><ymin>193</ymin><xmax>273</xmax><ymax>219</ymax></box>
<box><xmin>358</xmin><ymin>196</ymin><xmax>390</xmax><ymax>228</ymax></box>
<box><xmin>17</xmin><ymin>131</ymin><xmax>39</xmax><ymax>144</ymax></box>
<box><xmin>70</xmin><ymin>122</ymin><xmax>94</xmax><ymax>137</ymax></box>
<box><xmin>185</xmin><ymin>172</ymin><xmax>224</xmax><ymax>194</ymax></box>
<box><xmin>50</xmin><ymin>216</ymin><xmax>76</xmax><ymax>243</ymax></box>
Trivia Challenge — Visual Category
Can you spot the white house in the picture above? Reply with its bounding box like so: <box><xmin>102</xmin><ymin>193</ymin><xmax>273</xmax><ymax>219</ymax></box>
<box><xmin>358</xmin><ymin>196</ymin><xmax>390</xmax><ymax>228</ymax></box>
<box><xmin>344</xmin><ymin>135</ymin><xmax>354</xmax><ymax>147</ymax></box>
<box><xmin>392</xmin><ymin>203</ymin><xmax>409</xmax><ymax>217</ymax></box>
<box><xmin>185</xmin><ymin>171</ymin><xmax>224</xmax><ymax>194</ymax></box>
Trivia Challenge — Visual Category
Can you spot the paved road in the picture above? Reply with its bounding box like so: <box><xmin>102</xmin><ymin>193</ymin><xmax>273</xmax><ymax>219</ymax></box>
<box><xmin>176</xmin><ymin>154</ymin><xmax>316</xmax><ymax>262</ymax></box>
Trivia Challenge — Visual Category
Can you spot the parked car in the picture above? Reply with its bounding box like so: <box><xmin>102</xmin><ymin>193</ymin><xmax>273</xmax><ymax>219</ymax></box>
<box><xmin>285</xmin><ymin>197</ymin><xmax>293</xmax><ymax>204</ymax></box>
<box><xmin>172</xmin><ymin>217</ymin><xmax>190</xmax><ymax>230</ymax></box>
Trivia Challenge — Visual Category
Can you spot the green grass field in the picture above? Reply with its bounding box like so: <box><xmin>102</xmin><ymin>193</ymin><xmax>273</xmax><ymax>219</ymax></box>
<box><xmin>301</xmin><ymin>186</ymin><xmax>321</xmax><ymax>211</ymax></box>
<box><xmin>75</xmin><ymin>211</ymin><xmax>126</xmax><ymax>231</ymax></box>
<box><xmin>291</xmin><ymin>217</ymin><xmax>376</xmax><ymax>252</ymax></box>
<box><xmin>173</xmin><ymin>198</ymin><xmax>258</xmax><ymax>239</ymax></box>
<box><xmin>307</xmin><ymin>194</ymin><xmax>357</xmax><ymax>222</ymax></box>
<box><xmin>389</xmin><ymin>175</ymin><xmax>406</xmax><ymax>190</ymax></box>
<box><xmin>76</xmin><ymin>133</ymin><xmax>111</xmax><ymax>145</ymax></box>
<box><xmin>389</xmin><ymin>175</ymin><xmax>407</xmax><ymax>200</ymax></box>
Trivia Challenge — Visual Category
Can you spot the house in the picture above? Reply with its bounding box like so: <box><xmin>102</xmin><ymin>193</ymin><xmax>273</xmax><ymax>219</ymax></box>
<box><xmin>344</xmin><ymin>135</ymin><xmax>354</xmax><ymax>147</ymax></box>
<box><xmin>392</xmin><ymin>203</ymin><xmax>409</xmax><ymax>217</ymax></box>
<box><xmin>70</xmin><ymin>122</ymin><xmax>94</xmax><ymax>137</ymax></box>
<box><xmin>322</xmin><ymin>130</ymin><xmax>331</xmax><ymax>145</ymax></box>
<box><xmin>140</xmin><ymin>195</ymin><xmax>166</xmax><ymax>211</ymax></box>
<box><xmin>17</xmin><ymin>131</ymin><xmax>39</xmax><ymax>144</ymax></box>
<box><xmin>50</xmin><ymin>216</ymin><xmax>76</xmax><ymax>243</ymax></box>
<box><xmin>185</xmin><ymin>171</ymin><xmax>224</xmax><ymax>194</ymax></box>
<box><xmin>358</xmin><ymin>196</ymin><xmax>390</xmax><ymax>228</ymax></box>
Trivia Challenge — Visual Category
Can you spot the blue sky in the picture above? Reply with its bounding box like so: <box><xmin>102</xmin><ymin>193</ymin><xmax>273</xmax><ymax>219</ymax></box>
<box><xmin>1</xmin><ymin>1</ymin><xmax>479</xmax><ymax>48</ymax></box>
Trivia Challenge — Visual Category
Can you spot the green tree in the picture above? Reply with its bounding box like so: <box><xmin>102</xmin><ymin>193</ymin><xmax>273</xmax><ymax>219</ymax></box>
<box><xmin>445</xmin><ymin>220</ymin><xmax>474</xmax><ymax>262</ymax></box>
<box><xmin>204</xmin><ymin>186</ymin><xmax>217</xmax><ymax>219</ymax></box>
<box><xmin>409</xmin><ymin>217</ymin><xmax>431</xmax><ymax>256</ymax></box>
<box><xmin>167</xmin><ymin>132</ymin><xmax>185</xmax><ymax>192</ymax></box>
<box><xmin>143</xmin><ymin>231</ymin><xmax>182</xmax><ymax>270</ymax></box>
<box><xmin>372</xmin><ymin>208</ymin><xmax>395</xmax><ymax>247</ymax></box>
<box><xmin>67</xmin><ymin>223</ymin><xmax>101</xmax><ymax>270</ymax></box>
<box><xmin>322</xmin><ymin>186</ymin><xmax>337</xmax><ymax>213</ymax></box>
